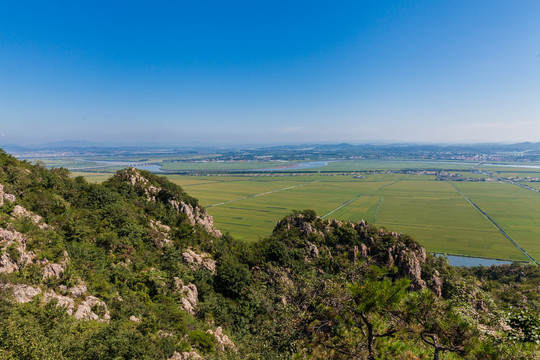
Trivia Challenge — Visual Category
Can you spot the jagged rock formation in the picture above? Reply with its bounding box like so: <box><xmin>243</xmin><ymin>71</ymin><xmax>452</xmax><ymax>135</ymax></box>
<box><xmin>74</xmin><ymin>296</ymin><xmax>111</xmax><ymax>322</ymax></box>
<box><xmin>169</xmin><ymin>351</ymin><xmax>203</xmax><ymax>360</ymax></box>
<box><xmin>276</xmin><ymin>214</ymin><xmax>323</xmax><ymax>236</ymax></box>
<box><xmin>169</xmin><ymin>200</ymin><xmax>221</xmax><ymax>238</ymax></box>
<box><xmin>0</xmin><ymin>183</ymin><xmax>16</xmax><ymax>206</ymax></box>
<box><xmin>274</xmin><ymin>213</ymin><xmax>435</xmax><ymax>291</ymax></box>
<box><xmin>115</xmin><ymin>168</ymin><xmax>221</xmax><ymax>237</ymax></box>
<box><xmin>206</xmin><ymin>326</ymin><xmax>236</xmax><ymax>352</ymax></box>
<box><xmin>11</xmin><ymin>204</ymin><xmax>49</xmax><ymax>229</ymax></box>
<box><xmin>115</xmin><ymin>167</ymin><xmax>161</xmax><ymax>201</ymax></box>
<box><xmin>182</xmin><ymin>248</ymin><xmax>216</xmax><ymax>273</ymax></box>
<box><xmin>1</xmin><ymin>284</ymin><xmax>42</xmax><ymax>303</ymax></box>
<box><xmin>306</xmin><ymin>241</ymin><xmax>320</xmax><ymax>258</ymax></box>
<box><xmin>431</xmin><ymin>270</ymin><xmax>443</xmax><ymax>297</ymax></box>
<box><xmin>174</xmin><ymin>277</ymin><xmax>198</xmax><ymax>314</ymax></box>
<box><xmin>44</xmin><ymin>290</ymin><xmax>76</xmax><ymax>315</ymax></box>
<box><xmin>41</xmin><ymin>263</ymin><xmax>65</xmax><ymax>279</ymax></box>
<box><xmin>68</xmin><ymin>282</ymin><xmax>88</xmax><ymax>297</ymax></box>
<box><xmin>150</xmin><ymin>219</ymin><xmax>172</xmax><ymax>248</ymax></box>
<box><xmin>1</xmin><ymin>283</ymin><xmax>110</xmax><ymax>322</ymax></box>
<box><xmin>0</xmin><ymin>227</ymin><xmax>35</xmax><ymax>273</ymax></box>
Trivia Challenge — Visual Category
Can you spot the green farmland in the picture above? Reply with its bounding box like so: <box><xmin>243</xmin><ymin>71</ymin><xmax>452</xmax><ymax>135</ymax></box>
<box><xmin>164</xmin><ymin>173</ymin><xmax>539</xmax><ymax>262</ymax></box>
<box><xmin>68</xmin><ymin>159</ymin><xmax>540</xmax><ymax>262</ymax></box>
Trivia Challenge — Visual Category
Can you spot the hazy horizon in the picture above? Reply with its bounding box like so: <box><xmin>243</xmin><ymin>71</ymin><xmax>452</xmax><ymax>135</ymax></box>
<box><xmin>1</xmin><ymin>1</ymin><xmax>539</xmax><ymax>145</ymax></box>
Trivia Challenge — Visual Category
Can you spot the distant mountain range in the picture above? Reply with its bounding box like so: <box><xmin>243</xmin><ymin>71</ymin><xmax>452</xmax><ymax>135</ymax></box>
<box><xmin>3</xmin><ymin>140</ymin><xmax>540</xmax><ymax>153</ymax></box>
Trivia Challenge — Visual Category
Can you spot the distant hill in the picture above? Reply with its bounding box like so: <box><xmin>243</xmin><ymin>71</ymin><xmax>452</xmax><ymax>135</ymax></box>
<box><xmin>4</xmin><ymin>140</ymin><xmax>540</xmax><ymax>154</ymax></box>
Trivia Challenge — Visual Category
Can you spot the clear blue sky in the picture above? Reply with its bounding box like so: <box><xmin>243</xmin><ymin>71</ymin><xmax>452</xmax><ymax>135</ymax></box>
<box><xmin>1</xmin><ymin>1</ymin><xmax>539</xmax><ymax>145</ymax></box>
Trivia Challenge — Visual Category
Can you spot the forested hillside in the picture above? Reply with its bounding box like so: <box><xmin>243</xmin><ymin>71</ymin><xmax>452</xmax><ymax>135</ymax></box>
<box><xmin>0</xmin><ymin>149</ymin><xmax>539</xmax><ymax>359</ymax></box>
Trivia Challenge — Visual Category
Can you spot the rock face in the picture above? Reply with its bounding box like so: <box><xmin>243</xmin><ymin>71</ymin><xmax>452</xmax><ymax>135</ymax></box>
<box><xmin>277</xmin><ymin>214</ymin><xmax>434</xmax><ymax>291</ymax></box>
<box><xmin>306</xmin><ymin>242</ymin><xmax>320</xmax><ymax>258</ymax></box>
<box><xmin>1</xmin><ymin>284</ymin><xmax>42</xmax><ymax>303</ymax></box>
<box><xmin>396</xmin><ymin>248</ymin><xmax>427</xmax><ymax>290</ymax></box>
<box><xmin>431</xmin><ymin>270</ymin><xmax>443</xmax><ymax>297</ymax></box>
<box><xmin>12</xmin><ymin>204</ymin><xmax>40</xmax><ymax>223</ymax></box>
<box><xmin>2</xmin><ymin>282</ymin><xmax>109</xmax><ymax>321</ymax></box>
<box><xmin>115</xmin><ymin>167</ymin><xmax>160</xmax><ymax>201</ymax></box>
<box><xmin>149</xmin><ymin>219</ymin><xmax>172</xmax><ymax>248</ymax></box>
<box><xmin>169</xmin><ymin>351</ymin><xmax>203</xmax><ymax>360</ymax></box>
<box><xmin>174</xmin><ymin>277</ymin><xmax>198</xmax><ymax>314</ymax></box>
<box><xmin>276</xmin><ymin>214</ymin><xmax>322</xmax><ymax>236</ymax></box>
<box><xmin>182</xmin><ymin>249</ymin><xmax>216</xmax><ymax>274</ymax></box>
<box><xmin>206</xmin><ymin>326</ymin><xmax>236</xmax><ymax>351</ymax></box>
<box><xmin>117</xmin><ymin>168</ymin><xmax>221</xmax><ymax>237</ymax></box>
<box><xmin>74</xmin><ymin>296</ymin><xmax>111</xmax><ymax>322</ymax></box>
<box><xmin>41</xmin><ymin>263</ymin><xmax>65</xmax><ymax>280</ymax></box>
<box><xmin>0</xmin><ymin>183</ymin><xmax>16</xmax><ymax>206</ymax></box>
<box><xmin>0</xmin><ymin>227</ymin><xmax>35</xmax><ymax>273</ymax></box>
<box><xmin>0</xmin><ymin>253</ymin><xmax>19</xmax><ymax>274</ymax></box>
<box><xmin>44</xmin><ymin>290</ymin><xmax>75</xmax><ymax>315</ymax></box>
<box><xmin>68</xmin><ymin>283</ymin><xmax>88</xmax><ymax>298</ymax></box>
<box><xmin>169</xmin><ymin>200</ymin><xmax>221</xmax><ymax>237</ymax></box>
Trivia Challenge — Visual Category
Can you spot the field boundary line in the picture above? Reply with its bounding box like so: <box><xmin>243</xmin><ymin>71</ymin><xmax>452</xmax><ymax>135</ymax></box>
<box><xmin>322</xmin><ymin>180</ymin><xmax>399</xmax><ymax>219</ymax></box>
<box><xmin>373</xmin><ymin>196</ymin><xmax>383</xmax><ymax>223</ymax></box>
<box><xmin>449</xmin><ymin>182</ymin><xmax>537</xmax><ymax>264</ymax></box>
<box><xmin>501</xmin><ymin>179</ymin><xmax>540</xmax><ymax>194</ymax></box>
<box><xmin>207</xmin><ymin>181</ymin><xmax>319</xmax><ymax>208</ymax></box>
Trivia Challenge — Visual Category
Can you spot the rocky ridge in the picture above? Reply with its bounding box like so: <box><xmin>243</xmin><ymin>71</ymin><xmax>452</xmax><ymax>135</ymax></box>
<box><xmin>275</xmin><ymin>213</ymin><xmax>442</xmax><ymax>294</ymax></box>
<box><xmin>115</xmin><ymin>168</ymin><xmax>221</xmax><ymax>237</ymax></box>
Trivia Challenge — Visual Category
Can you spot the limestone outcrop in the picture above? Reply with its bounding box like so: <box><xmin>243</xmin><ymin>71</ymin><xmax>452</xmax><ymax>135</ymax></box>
<box><xmin>150</xmin><ymin>219</ymin><xmax>172</xmax><ymax>248</ymax></box>
<box><xmin>306</xmin><ymin>241</ymin><xmax>320</xmax><ymax>258</ymax></box>
<box><xmin>206</xmin><ymin>326</ymin><xmax>236</xmax><ymax>351</ymax></box>
<box><xmin>41</xmin><ymin>263</ymin><xmax>65</xmax><ymax>280</ymax></box>
<box><xmin>1</xmin><ymin>284</ymin><xmax>42</xmax><ymax>303</ymax></box>
<box><xmin>169</xmin><ymin>200</ymin><xmax>221</xmax><ymax>237</ymax></box>
<box><xmin>182</xmin><ymin>249</ymin><xmax>216</xmax><ymax>274</ymax></box>
<box><xmin>276</xmin><ymin>214</ymin><xmax>434</xmax><ymax>291</ymax></box>
<box><xmin>73</xmin><ymin>296</ymin><xmax>111</xmax><ymax>322</ymax></box>
<box><xmin>2</xmin><ymin>282</ymin><xmax>110</xmax><ymax>322</ymax></box>
<box><xmin>276</xmin><ymin>214</ymin><xmax>322</xmax><ymax>236</ymax></box>
<box><xmin>0</xmin><ymin>253</ymin><xmax>19</xmax><ymax>274</ymax></box>
<box><xmin>431</xmin><ymin>270</ymin><xmax>443</xmax><ymax>297</ymax></box>
<box><xmin>68</xmin><ymin>282</ymin><xmax>88</xmax><ymax>298</ymax></box>
<box><xmin>0</xmin><ymin>227</ymin><xmax>35</xmax><ymax>273</ymax></box>
<box><xmin>169</xmin><ymin>351</ymin><xmax>203</xmax><ymax>360</ymax></box>
<box><xmin>44</xmin><ymin>290</ymin><xmax>75</xmax><ymax>315</ymax></box>
<box><xmin>0</xmin><ymin>183</ymin><xmax>16</xmax><ymax>206</ymax></box>
<box><xmin>115</xmin><ymin>167</ymin><xmax>160</xmax><ymax>201</ymax></box>
<box><xmin>11</xmin><ymin>205</ymin><xmax>49</xmax><ymax>229</ymax></box>
<box><xmin>174</xmin><ymin>277</ymin><xmax>198</xmax><ymax>314</ymax></box>
<box><xmin>116</xmin><ymin>168</ymin><xmax>221</xmax><ymax>237</ymax></box>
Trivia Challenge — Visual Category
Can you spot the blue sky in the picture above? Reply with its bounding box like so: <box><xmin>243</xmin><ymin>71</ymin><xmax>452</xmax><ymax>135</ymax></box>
<box><xmin>1</xmin><ymin>1</ymin><xmax>539</xmax><ymax>145</ymax></box>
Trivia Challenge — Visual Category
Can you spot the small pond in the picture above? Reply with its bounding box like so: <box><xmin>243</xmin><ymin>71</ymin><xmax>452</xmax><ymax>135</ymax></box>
<box><xmin>434</xmin><ymin>254</ymin><xmax>514</xmax><ymax>267</ymax></box>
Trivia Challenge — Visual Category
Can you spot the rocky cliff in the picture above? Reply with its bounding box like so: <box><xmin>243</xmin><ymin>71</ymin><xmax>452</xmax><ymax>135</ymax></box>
<box><xmin>114</xmin><ymin>168</ymin><xmax>221</xmax><ymax>237</ymax></box>
<box><xmin>274</xmin><ymin>212</ymin><xmax>442</xmax><ymax>294</ymax></box>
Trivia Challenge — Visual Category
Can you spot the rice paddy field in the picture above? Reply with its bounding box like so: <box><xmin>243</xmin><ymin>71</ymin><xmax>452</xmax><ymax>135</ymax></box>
<box><xmin>67</xmin><ymin>159</ymin><xmax>540</xmax><ymax>262</ymax></box>
<box><xmin>159</xmin><ymin>173</ymin><xmax>538</xmax><ymax>262</ymax></box>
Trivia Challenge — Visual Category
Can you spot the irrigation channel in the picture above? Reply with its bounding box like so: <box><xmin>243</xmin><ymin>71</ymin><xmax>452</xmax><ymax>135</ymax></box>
<box><xmin>449</xmin><ymin>182</ymin><xmax>538</xmax><ymax>265</ymax></box>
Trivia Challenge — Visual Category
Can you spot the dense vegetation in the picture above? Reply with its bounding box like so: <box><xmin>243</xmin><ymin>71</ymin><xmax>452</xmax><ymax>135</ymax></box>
<box><xmin>0</xmin><ymin>149</ymin><xmax>540</xmax><ymax>359</ymax></box>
